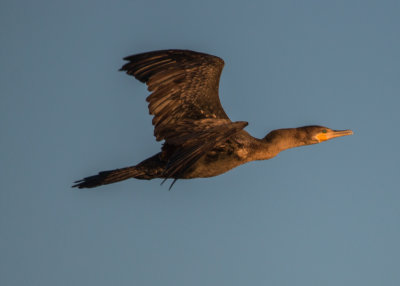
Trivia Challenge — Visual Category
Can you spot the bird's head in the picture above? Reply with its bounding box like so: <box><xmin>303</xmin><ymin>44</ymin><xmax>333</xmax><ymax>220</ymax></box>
<box><xmin>264</xmin><ymin>125</ymin><xmax>353</xmax><ymax>151</ymax></box>
<box><xmin>296</xmin><ymin>125</ymin><xmax>354</xmax><ymax>145</ymax></box>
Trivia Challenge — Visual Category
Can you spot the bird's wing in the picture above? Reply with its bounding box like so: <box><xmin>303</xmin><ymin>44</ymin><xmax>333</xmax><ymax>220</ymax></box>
<box><xmin>120</xmin><ymin>50</ymin><xmax>247</xmax><ymax>180</ymax></box>
<box><xmin>119</xmin><ymin>49</ymin><xmax>230</xmax><ymax>141</ymax></box>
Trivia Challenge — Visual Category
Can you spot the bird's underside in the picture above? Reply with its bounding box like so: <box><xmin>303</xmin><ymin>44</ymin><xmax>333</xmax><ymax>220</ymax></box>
<box><xmin>73</xmin><ymin>131</ymin><xmax>261</xmax><ymax>188</ymax></box>
<box><xmin>73</xmin><ymin>49</ymin><xmax>353</xmax><ymax>189</ymax></box>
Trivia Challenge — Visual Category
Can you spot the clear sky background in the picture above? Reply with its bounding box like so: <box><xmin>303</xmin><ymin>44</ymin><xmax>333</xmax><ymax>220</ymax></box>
<box><xmin>1</xmin><ymin>0</ymin><xmax>399</xmax><ymax>285</ymax></box>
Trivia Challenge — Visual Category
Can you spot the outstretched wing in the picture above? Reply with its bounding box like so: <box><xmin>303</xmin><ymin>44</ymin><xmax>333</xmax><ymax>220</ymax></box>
<box><xmin>119</xmin><ymin>49</ymin><xmax>230</xmax><ymax>141</ymax></box>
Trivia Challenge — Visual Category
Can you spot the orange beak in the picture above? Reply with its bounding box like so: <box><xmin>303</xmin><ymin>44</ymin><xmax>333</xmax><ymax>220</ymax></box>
<box><xmin>316</xmin><ymin>129</ymin><xmax>353</xmax><ymax>142</ymax></box>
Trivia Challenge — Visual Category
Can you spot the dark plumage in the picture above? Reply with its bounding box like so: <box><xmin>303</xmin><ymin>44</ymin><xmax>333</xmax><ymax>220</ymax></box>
<box><xmin>73</xmin><ymin>49</ymin><xmax>353</xmax><ymax>189</ymax></box>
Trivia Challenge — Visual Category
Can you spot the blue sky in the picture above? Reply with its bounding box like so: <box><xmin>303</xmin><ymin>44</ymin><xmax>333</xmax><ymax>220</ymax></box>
<box><xmin>1</xmin><ymin>0</ymin><xmax>399</xmax><ymax>285</ymax></box>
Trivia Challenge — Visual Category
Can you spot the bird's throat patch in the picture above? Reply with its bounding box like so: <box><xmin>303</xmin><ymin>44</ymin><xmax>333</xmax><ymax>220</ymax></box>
<box><xmin>316</xmin><ymin>133</ymin><xmax>328</xmax><ymax>142</ymax></box>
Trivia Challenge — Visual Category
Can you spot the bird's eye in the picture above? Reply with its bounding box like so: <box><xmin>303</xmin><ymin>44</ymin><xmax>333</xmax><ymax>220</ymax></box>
<box><xmin>322</xmin><ymin>129</ymin><xmax>327</xmax><ymax>133</ymax></box>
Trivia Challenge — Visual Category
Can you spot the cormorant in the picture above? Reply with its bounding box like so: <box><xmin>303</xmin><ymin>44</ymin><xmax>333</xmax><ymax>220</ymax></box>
<box><xmin>73</xmin><ymin>49</ymin><xmax>353</xmax><ymax>189</ymax></box>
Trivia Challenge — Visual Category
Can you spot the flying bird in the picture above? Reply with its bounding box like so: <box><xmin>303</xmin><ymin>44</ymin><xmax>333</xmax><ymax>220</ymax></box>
<box><xmin>73</xmin><ymin>49</ymin><xmax>353</xmax><ymax>189</ymax></box>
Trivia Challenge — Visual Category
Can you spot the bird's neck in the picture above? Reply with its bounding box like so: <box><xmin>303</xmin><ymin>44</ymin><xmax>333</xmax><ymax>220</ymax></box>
<box><xmin>253</xmin><ymin>128</ymin><xmax>309</xmax><ymax>160</ymax></box>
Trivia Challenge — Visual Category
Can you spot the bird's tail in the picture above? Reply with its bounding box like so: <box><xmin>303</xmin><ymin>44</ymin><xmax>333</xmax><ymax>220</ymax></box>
<box><xmin>72</xmin><ymin>166</ymin><xmax>145</xmax><ymax>189</ymax></box>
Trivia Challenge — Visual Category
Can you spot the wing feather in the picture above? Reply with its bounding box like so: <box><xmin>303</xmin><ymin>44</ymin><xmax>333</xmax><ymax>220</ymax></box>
<box><xmin>120</xmin><ymin>49</ymin><xmax>229</xmax><ymax>141</ymax></box>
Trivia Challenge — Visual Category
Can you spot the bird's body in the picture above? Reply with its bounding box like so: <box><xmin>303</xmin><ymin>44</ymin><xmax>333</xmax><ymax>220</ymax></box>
<box><xmin>176</xmin><ymin>130</ymin><xmax>261</xmax><ymax>178</ymax></box>
<box><xmin>73</xmin><ymin>49</ymin><xmax>352</xmax><ymax>189</ymax></box>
